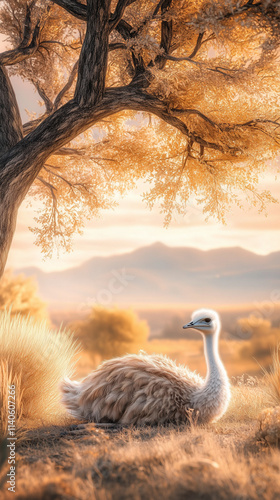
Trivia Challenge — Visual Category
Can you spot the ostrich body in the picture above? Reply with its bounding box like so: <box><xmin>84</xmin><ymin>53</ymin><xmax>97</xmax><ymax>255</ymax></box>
<box><xmin>61</xmin><ymin>309</ymin><xmax>230</xmax><ymax>425</ymax></box>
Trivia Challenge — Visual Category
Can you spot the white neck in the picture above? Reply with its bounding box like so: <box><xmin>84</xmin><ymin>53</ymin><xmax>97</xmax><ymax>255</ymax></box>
<box><xmin>204</xmin><ymin>332</ymin><xmax>226</xmax><ymax>380</ymax></box>
<box><xmin>191</xmin><ymin>328</ymin><xmax>230</xmax><ymax>422</ymax></box>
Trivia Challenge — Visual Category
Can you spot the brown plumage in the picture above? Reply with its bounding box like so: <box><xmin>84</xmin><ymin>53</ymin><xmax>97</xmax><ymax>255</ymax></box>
<box><xmin>61</xmin><ymin>309</ymin><xmax>231</xmax><ymax>425</ymax></box>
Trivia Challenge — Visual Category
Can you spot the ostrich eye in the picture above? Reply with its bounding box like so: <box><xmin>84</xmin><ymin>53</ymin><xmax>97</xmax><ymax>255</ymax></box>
<box><xmin>205</xmin><ymin>318</ymin><xmax>211</xmax><ymax>323</ymax></box>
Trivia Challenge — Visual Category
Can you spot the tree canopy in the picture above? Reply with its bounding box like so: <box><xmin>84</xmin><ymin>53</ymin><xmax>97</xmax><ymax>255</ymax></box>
<box><xmin>0</xmin><ymin>0</ymin><xmax>279</xmax><ymax>262</ymax></box>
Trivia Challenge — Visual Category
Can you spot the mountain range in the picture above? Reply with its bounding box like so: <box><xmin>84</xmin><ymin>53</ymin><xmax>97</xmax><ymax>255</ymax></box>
<box><xmin>17</xmin><ymin>243</ymin><xmax>280</xmax><ymax>310</ymax></box>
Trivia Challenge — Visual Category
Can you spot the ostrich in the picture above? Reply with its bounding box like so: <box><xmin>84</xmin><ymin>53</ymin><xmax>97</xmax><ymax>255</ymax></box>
<box><xmin>61</xmin><ymin>309</ymin><xmax>230</xmax><ymax>425</ymax></box>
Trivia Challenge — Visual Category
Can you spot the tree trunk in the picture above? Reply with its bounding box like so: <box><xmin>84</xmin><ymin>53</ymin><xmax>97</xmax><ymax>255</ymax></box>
<box><xmin>0</xmin><ymin>0</ymin><xmax>112</xmax><ymax>279</ymax></box>
<box><xmin>0</xmin><ymin>66</ymin><xmax>24</xmax><ymax>277</ymax></box>
<box><xmin>0</xmin><ymin>66</ymin><xmax>23</xmax><ymax>153</ymax></box>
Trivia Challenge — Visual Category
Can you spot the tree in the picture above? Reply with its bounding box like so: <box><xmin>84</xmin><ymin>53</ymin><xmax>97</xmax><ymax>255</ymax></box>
<box><xmin>0</xmin><ymin>270</ymin><xmax>48</xmax><ymax>320</ymax></box>
<box><xmin>0</xmin><ymin>0</ymin><xmax>279</xmax><ymax>275</ymax></box>
<box><xmin>238</xmin><ymin>315</ymin><xmax>280</xmax><ymax>359</ymax></box>
<box><xmin>73</xmin><ymin>306</ymin><xmax>149</xmax><ymax>359</ymax></box>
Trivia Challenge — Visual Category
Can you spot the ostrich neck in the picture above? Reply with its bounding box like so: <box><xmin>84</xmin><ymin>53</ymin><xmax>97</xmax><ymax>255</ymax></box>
<box><xmin>190</xmin><ymin>330</ymin><xmax>230</xmax><ymax>423</ymax></box>
<box><xmin>204</xmin><ymin>331</ymin><xmax>228</xmax><ymax>385</ymax></box>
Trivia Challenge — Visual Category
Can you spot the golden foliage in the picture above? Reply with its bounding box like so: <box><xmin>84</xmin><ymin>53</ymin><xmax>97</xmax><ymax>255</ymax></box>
<box><xmin>73</xmin><ymin>306</ymin><xmax>149</xmax><ymax>360</ymax></box>
<box><xmin>0</xmin><ymin>310</ymin><xmax>79</xmax><ymax>438</ymax></box>
<box><xmin>0</xmin><ymin>270</ymin><xmax>48</xmax><ymax>320</ymax></box>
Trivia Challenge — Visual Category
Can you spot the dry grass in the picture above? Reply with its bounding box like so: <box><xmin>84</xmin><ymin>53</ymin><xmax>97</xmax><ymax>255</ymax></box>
<box><xmin>0</xmin><ymin>416</ymin><xmax>279</xmax><ymax>500</ymax></box>
<box><xmin>0</xmin><ymin>361</ymin><xmax>23</xmax><ymax>440</ymax></box>
<box><xmin>261</xmin><ymin>343</ymin><xmax>280</xmax><ymax>406</ymax></box>
<box><xmin>222</xmin><ymin>375</ymin><xmax>271</xmax><ymax>424</ymax></box>
<box><xmin>0</xmin><ymin>310</ymin><xmax>79</xmax><ymax>438</ymax></box>
<box><xmin>0</xmin><ymin>337</ymin><xmax>279</xmax><ymax>499</ymax></box>
<box><xmin>1</xmin><ymin>309</ymin><xmax>280</xmax><ymax>499</ymax></box>
<box><xmin>256</xmin><ymin>406</ymin><xmax>280</xmax><ymax>446</ymax></box>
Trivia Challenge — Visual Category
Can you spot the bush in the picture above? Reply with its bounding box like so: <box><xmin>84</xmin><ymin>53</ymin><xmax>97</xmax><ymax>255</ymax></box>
<box><xmin>0</xmin><ymin>270</ymin><xmax>48</xmax><ymax>321</ymax></box>
<box><xmin>0</xmin><ymin>310</ymin><xmax>79</xmax><ymax>438</ymax></box>
<box><xmin>238</xmin><ymin>316</ymin><xmax>280</xmax><ymax>359</ymax></box>
<box><xmin>73</xmin><ymin>306</ymin><xmax>149</xmax><ymax>360</ymax></box>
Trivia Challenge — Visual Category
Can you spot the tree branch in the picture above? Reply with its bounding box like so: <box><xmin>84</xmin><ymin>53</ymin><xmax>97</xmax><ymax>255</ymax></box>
<box><xmin>52</xmin><ymin>147</ymin><xmax>87</xmax><ymax>156</ymax></box>
<box><xmin>74</xmin><ymin>0</ymin><xmax>112</xmax><ymax>106</ymax></box>
<box><xmin>0</xmin><ymin>2</ymin><xmax>51</xmax><ymax>66</ymax></box>
<box><xmin>52</xmin><ymin>0</ymin><xmax>137</xmax><ymax>27</ymax></box>
<box><xmin>51</xmin><ymin>0</ymin><xmax>87</xmax><ymax>21</ymax></box>
<box><xmin>155</xmin><ymin>0</ymin><xmax>173</xmax><ymax>70</ymax></box>
<box><xmin>171</xmin><ymin>108</ymin><xmax>220</xmax><ymax>129</ymax></box>
<box><xmin>162</xmin><ymin>54</ymin><xmax>235</xmax><ymax>77</ymax></box>
<box><xmin>0</xmin><ymin>20</ymin><xmax>41</xmax><ymax>66</ymax></box>
<box><xmin>54</xmin><ymin>60</ymin><xmax>79</xmax><ymax>110</ymax></box>
<box><xmin>114</xmin><ymin>18</ymin><xmax>147</xmax><ymax>79</ymax></box>
<box><xmin>188</xmin><ymin>32</ymin><xmax>205</xmax><ymax>60</ymax></box>
<box><xmin>217</xmin><ymin>1</ymin><xmax>262</xmax><ymax>21</ymax></box>
<box><xmin>34</xmin><ymin>83</ymin><xmax>53</xmax><ymax>114</ymax></box>
<box><xmin>0</xmin><ymin>86</ymin><xmax>236</xmax><ymax>194</ymax></box>
<box><xmin>109</xmin><ymin>0</ymin><xmax>137</xmax><ymax>32</ymax></box>
<box><xmin>21</xmin><ymin>1</ymin><xmax>35</xmax><ymax>47</ymax></box>
<box><xmin>109</xmin><ymin>42</ymin><xmax>127</xmax><ymax>51</ymax></box>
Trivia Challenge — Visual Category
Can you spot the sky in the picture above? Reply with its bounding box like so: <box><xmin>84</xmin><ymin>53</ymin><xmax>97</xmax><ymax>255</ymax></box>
<box><xmin>4</xmin><ymin>49</ymin><xmax>280</xmax><ymax>272</ymax></box>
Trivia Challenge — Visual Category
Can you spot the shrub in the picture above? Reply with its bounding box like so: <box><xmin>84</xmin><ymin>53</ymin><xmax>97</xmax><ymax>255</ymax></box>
<box><xmin>73</xmin><ymin>306</ymin><xmax>149</xmax><ymax>360</ymax></box>
<box><xmin>0</xmin><ymin>310</ymin><xmax>79</xmax><ymax>438</ymax></box>
<box><xmin>0</xmin><ymin>270</ymin><xmax>48</xmax><ymax>321</ymax></box>
<box><xmin>238</xmin><ymin>316</ymin><xmax>280</xmax><ymax>359</ymax></box>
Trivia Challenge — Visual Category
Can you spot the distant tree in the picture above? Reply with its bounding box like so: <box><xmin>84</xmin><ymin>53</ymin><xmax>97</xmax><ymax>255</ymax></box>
<box><xmin>0</xmin><ymin>0</ymin><xmax>280</xmax><ymax>275</ymax></box>
<box><xmin>74</xmin><ymin>306</ymin><xmax>149</xmax><ymax>359</ymax></box>
<box><xmin>0</xmin><ymin>270</ymin><xmax>48</xmax><ymax>320</ymax></box>
<box><xmin>238</xmin><ymin>315</ymin><xmax>280</xmax><ymax>359</ymax></box>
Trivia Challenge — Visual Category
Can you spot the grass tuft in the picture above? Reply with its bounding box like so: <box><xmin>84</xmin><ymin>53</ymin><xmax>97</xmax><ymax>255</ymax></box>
<box><xmin>261</xmin><ymin>343</ymin><xmax>280</xmax><ymax>407</ymax></box>
<box><xmin>221</xmin><ymin>375</ymin><xmax>270</xmax><ymax>423</ymax></box>
<box><xmin>0</xmin><ymin>310</ymin><xmax>79</xmax><ymax>438</ymax></box>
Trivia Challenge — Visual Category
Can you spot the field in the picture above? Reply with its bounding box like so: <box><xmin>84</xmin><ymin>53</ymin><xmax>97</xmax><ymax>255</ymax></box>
<box><xmin>1</xmin><ymin>310</ymin><xmax>280</xmax><ymax>500</ymax></box>
<box><xmin>1</xmin><ymin>371</ymin><xmax>280</xmax><ymax>500</ymax></box>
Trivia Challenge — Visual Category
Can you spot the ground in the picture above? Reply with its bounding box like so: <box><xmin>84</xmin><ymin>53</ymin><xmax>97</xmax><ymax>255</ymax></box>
<box><xmin>1</xmin><ymin>416</ymin><xmax>280</xmax><ymax>500</ymax></box>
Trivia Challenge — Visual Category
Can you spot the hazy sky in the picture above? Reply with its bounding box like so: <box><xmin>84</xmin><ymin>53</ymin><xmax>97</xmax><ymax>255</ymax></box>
<box><xmin>5</xmin><ymin>63</ymin><xmax>280</xmax><ymax>272</ymax></box>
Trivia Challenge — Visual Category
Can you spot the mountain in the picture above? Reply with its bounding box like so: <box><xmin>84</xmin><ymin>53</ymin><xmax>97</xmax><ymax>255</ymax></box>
<box><xmin>17</xmin><ymin>243</ymin><xmax>280</xmax><ymax>310</ymax></box>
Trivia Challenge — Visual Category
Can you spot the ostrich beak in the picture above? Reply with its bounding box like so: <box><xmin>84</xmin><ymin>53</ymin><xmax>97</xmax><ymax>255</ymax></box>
<box><xmin>183</xmin><ymin>321</ymin><xmax>195</xmax><ymax>329</ymax></box>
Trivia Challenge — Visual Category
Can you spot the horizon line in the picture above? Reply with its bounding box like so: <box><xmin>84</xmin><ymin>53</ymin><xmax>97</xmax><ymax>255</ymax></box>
<box><xmin>13</xmin><ymin>242</ymin><xmax>280</xmax><ymax>274</ymax></box>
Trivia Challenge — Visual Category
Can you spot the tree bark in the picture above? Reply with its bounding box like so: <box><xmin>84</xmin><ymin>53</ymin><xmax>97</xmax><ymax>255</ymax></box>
<box><xmin>0</xmin><ymin>67</ymin><xmax>23</xmax><ymax>154</ymax></box>
<box><xmin>75</xmin><ymin>0</ymin><xmax>111</xmax><ymax>106</ymax></box>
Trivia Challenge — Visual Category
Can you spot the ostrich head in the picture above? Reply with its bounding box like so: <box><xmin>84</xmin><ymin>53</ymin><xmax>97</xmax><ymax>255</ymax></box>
<box><xmin>183</xmin><ymin>309</ymin><xmax>220</xmax><ymax>336</ymax></box>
